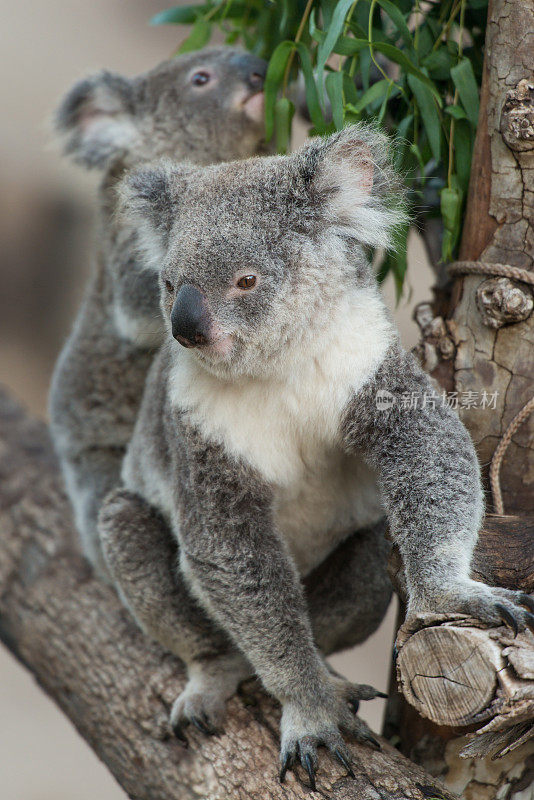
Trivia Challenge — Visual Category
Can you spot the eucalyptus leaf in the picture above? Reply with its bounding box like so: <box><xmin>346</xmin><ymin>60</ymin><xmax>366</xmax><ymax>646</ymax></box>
<box><xmin>274</xmin><ymin>96</ymin><xmax>295</xmax><ymax>153</ymax></box>
<box><xmin>342</xmin><ymin>70</ymin><xmax>359</xmax><ymax>106</ymax></box>
<box><xmin>453</xmin><ymin>118</ymin><xmax>473</xmax><ymax>192</ymax></box>
<box><xmin>293</xmin><ymin>42</ymin><xmax>325</xmax><ymax>131</ymax></box>
<box><xmin>375</xmin><ymin>0</ymin><xmax>413</xmax><ymax>47</ymax></box>
<box><xmin>346</xmin><ymin>79</ymin><xmax>392</xmax><ymax>115</ymax></box>
<box><xmin>359</xmin><ymin>47</ymin><xmax>372</xmax><ymax>91</ymax></box>
<box><xmin>451</xmin><ymin>58</ymin><xmax>480</xmax><ymax>127</ymax></box>
<box><xmin>396</xmin><ymin>113</ymin><xmax>414</xmax><ymax>142</ymax></box>
<box><xmin>422</xmin><ymin>48</ymin><xmax>453</xmax><ymax>80</ymax></box>
<box><xmin>440</xmin><ymin>185</ymin><xmax>464</xmax><ymax>260</ymax></box>
<box><xmin>152</xmin><ymin>3</ymin><xmax>247</xmax><ymax>25</ymax></box>
<box><xmin>177</xmin><ymin>19</ymin><xmax>212</xmax><ymax>53</ymax></box>
<box><xmin>407</xmin><ymin>73</ymin><xmax>442</xmax><ymax>161</ymax></box>
<box><xmin>325</xmin><ymin>71</ymin><xmax>345</xmax><ymax>130</ymax></box>
<box><xmin>310</xmin><ymin>26</ymin><xmax>370</xmax><ymax>57</ymax></box>
<box><xmin>151</xmin><ymin>5</ymin><xmax>203</xmax><ymax>25</ymax></box>
<box><xmin>263</xmin><ymin>40</ymin><xmax>294</xmax><ymax>140</ymax></box>
<box><xmin>378</xmin><ymin>81</ymin><xmax>397</xmax><ymax>123</ymax></box>
<box><xmin>316</xmin><ymin>0</ymin><xmax>357</xmax><ymax>101</ymax></box>
<box><xmin>373</xmin><ymin>43</ymin><xmax>442</xmax><ymax>104</ymax></box>
<box><xmin>445</xmin><ymin>105</ymin><xmax>467</xmax><ymax>120</ymax></box>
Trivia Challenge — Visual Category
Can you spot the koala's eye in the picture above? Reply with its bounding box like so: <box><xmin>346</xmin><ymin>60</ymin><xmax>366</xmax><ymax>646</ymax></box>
<box><xmin>236</xmin><ymin>275</ymin><xmax>257</xmax><ymax>290</ymax></box>
<box><xmin>191</xmin><ymin>71</ymin><xmax>211</xmax><ymax>87</ymax></box>
<box><xmin>165</xmin><ymin>279</ymin><xmax>174</xmax><ymax>294</ymax></box>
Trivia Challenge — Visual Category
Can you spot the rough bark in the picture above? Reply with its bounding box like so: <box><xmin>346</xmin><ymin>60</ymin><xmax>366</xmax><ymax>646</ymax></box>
<box><xmin>417</xmin><ymin>0</ymin><xmax>534</xmax><ymax>516</ymax></box>
<box><xmin>0</xmin><ymin>386</ymin><xmax>457</xmax><ymax>800</ymax></box>
<box><xmin>394</xmin><ymin>2</ymin><xmax>534</xmax><ymax>796</ymax></box>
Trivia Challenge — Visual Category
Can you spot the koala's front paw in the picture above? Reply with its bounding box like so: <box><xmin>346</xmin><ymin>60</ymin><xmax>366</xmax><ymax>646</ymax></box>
<box><xmin>279</xmin><ymin>678</ymin><xmax>384</xmax><ymax>790</ymax></box>
<box><xmin>409</xmin><ymin>580</ymin><xmax>534</xmax><ymax>636</ymax></box>
<box><xmin>170</xmin><ymin>653</ymin><xmax>250</xmax><ymax>744</ymax></box>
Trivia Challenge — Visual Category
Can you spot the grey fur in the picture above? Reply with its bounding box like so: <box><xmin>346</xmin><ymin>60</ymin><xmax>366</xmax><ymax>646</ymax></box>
<box><xmin>49</xmin><ymin>48</ymin><xmax>268</xmax><ymax>576</ymax></box>
<box><xmin>101</xmin><ymin>123</ymin><xmax>530</xmax><ymax>777</ymax></box>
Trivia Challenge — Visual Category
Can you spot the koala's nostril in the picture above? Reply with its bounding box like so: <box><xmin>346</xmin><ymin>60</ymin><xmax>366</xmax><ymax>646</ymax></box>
<box><xmin>230</xmin><ymin>53</ymin><xmax>267</xmax><ymax>89</ymax></box>
<box><xmin>194</xmin><ymin>331</ymin><xmax>208</xmax><ymax>345</ymax></box>
<box><xmin>249</xmin><ymin>72</ymin><xmax>264</xmax><ymax>91</ymax></box>
<box><xmin>175</xmin><ymin>334</ymin><xmax>196</xmax><ymax>348</ymax></box>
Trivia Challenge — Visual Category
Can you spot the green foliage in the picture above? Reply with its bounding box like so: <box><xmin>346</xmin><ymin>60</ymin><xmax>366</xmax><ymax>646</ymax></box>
<box><xmin>152</xmin><ymin>0</ymin><xmax>488</xmax><ymax>294</ymax></box>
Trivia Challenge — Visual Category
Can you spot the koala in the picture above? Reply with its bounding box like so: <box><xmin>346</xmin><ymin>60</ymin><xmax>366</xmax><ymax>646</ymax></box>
<box><xmin>98</xmin><ymin>124</ymin><xmax>534</xmax><ymax>788</ymax></box>
<box><xmin>48</xmin><ymin>48</ymin><xmax>268</xmax><ymax>576</ymax></box>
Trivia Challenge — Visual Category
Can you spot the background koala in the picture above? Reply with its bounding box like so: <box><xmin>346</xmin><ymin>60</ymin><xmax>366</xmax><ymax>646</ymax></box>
<box><xmin>48</xmin><ymin>48</ymin><xmax>268</xmax><ymax>576</ymax></box>
<box><xmin>99</xmin><ymin>124</ymin><xmax>534</xmax><ymax>788</ymax></box>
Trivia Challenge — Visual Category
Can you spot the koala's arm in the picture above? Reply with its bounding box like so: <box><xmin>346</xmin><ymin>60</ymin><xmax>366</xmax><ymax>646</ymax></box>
<box><xmin>175</xmin><ymin>426</ymin><xmax>327</xmax><ymax>702</ymax></box>
<box><xmin>340</xmin><ymin>344</ymin><xmax>530</xmax><ymax>628</ymax></box>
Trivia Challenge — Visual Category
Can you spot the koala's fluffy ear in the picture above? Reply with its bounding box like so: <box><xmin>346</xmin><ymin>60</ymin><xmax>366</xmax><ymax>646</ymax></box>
<box><xmin>55</xmin><ymin>72</ymin><xmax>139</xmax><ymax>168</ymax></box>
<box><xmin>300</xmin><ymin>124</ymin><xmax>407</xmax><ymax>250</ymax></box>
<box><xmin>118</xmin><ymin>160</ymin><xmax>191</xmax><ymax>270</ymax></box>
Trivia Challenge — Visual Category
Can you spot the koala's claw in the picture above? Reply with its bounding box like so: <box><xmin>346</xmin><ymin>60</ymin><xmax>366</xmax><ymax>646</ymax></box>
<box><xmin>347</xmin><ymin>715</ymin><xmax>382</xmax><ymax>749</ymax></box>
<box><xmin>278</xmin><ymin>674</ymin><xmax>383</xmax><ymax>790</ymax></box>
<box><xmin>333</xmin><ymin>747</ymin><xmax>356</xmax><ymax>778</ymax></box>
<box><xmin>495</xmin><ymin>603</ymin><xmax>519</xmax><ymax>637</ymax></box>
<box><xmin>411</xmin><ymin>584</ymin><xmax>534</xmax><ymax>635</ymax></box>
<box><xmin>303</xmin><ymin>753</ymin><xmax>317</xmax><ymax>791</ymax></box>
<box><xmin>519</xmin><ymin>594</ymin><xmax>534</xmax><ymax>614</ymax></box>
<box><xmin>171</xmin><ymin>722</ymin><xmax>189</xmax><ymax>747</ymax></box>
<box><xmin>170</xmin><ymin>681</ymin><xmax>226</xmax><ymax>741</ymax></box>
<box><xmin>279</xmin><ymin>752</ymin><xmax>293</xmax><ymax>784</ymax></box>
<box><xmin>362</xmin><ymin>732</ymin><xmax>381</xmax><ymax>750</ymax></box>
<box><xmin>484</xmin><ymin>589</ymin><xmax>534</xmax><ymax>634</ymax></box>
<box><xmin>347</xmin><ymin>697</ymin><xmax>360</xmax><ymax>714</ymax></box>
<box><xmin>190</xmin><ymin>713</ymin><xmax>220</xmax><ymax>737</ymax></box>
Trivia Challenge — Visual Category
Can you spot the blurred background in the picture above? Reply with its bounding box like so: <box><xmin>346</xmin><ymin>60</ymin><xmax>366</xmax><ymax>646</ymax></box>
<box><xmin>0</xmin><ymin>2</ymin><xmax>434</xmax><ymax>798</ymax></box>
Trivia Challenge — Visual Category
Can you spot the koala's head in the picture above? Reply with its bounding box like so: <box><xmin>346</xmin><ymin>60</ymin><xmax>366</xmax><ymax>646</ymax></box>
<box><xmin>120</xmin><ymin>124</ymin><xmax>406</xmax><ymax>378</ymax></box>
<box><xmin>55</xmin><ymin>47</ymin><xmax>267</xmax><ymax>170</ymax></box>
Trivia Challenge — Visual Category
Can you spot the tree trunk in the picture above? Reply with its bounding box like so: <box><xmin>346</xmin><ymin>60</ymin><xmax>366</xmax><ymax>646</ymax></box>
<box><xmin>394</xmin><ymin>1</ymin><xmax>534</xmax><ymax>797</ymax></box>
<box><xmin>416</xmin><ymin>0</ymin><xmax>534</xmax><ymax>514</ymax></box>
<box><xmin>0</xmin><ymin>386</ymin><xmax>458</xmax><ymax>800</ymax></box>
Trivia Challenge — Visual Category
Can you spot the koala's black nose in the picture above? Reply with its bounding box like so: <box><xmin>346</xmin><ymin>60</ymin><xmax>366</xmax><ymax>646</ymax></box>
<box><xmin>230</xmin><ymin>53</ymin><xmax>267</xmax><ymax>92</ymax></box>
<box><xmin>171</xmin><ymin>284</ymin><xmax>210</xmax><ymax>348</ymax></box>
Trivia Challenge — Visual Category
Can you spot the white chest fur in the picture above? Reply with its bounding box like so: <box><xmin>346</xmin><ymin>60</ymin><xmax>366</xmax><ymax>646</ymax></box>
<box><xmin>169</xmin><ymin>287</ymin><xmax>394</xmax><ymax>574</ymax></box>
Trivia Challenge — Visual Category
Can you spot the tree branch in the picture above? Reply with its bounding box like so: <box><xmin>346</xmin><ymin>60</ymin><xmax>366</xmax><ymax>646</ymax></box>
<box><xmin>0</xmin><ymin>386</ymin><xmax>455</xmax><ymax>800</ymax></box>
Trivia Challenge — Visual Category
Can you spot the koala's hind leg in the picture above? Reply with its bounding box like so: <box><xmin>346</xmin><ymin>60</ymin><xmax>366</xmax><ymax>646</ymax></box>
<box><xmin>61</xmin><ymin>447</ymin><xmax>124</xmax><ymax>580</ymax></box>
<box><xmin>304</xmin><ymin>519</ymin><xmax>392</xmax><ymax>657</ymax></box>
<box><xmin>98</xmin><ymin>488</ymin><xmax>251</xmax><ymax>736</ymax></box>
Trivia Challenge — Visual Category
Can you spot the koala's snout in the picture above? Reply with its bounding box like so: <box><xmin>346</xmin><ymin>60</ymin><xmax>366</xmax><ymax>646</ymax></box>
<box><xmin>171</xmin><ymin>284</ymin><xmax>211</xmax><ymax>348</ymax></box>
<box><xmin>230</xmin><ymin>53</ymin><xmax>267</xmax><ymax>93</ymax></box>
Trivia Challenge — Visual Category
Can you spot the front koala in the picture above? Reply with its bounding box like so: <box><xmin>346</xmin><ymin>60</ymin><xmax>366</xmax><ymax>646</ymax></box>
<box><xmin>106</xmin><ymin>124</ymin><xmax>534</xmax><ymax>787</ymax></box>
<box><xmin>49</xmin><ymin>48</ymin><xmax>268</xmax><ymax>577</ymax></box>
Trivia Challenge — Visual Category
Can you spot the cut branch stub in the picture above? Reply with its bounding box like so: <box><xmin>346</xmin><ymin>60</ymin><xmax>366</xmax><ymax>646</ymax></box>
<box><xmin>395</xmin><ymin>615</ymin><xmax>534</xmax><ymax>757</ymax></box>
<box><xmin>389</xmin><ymin>514</ymin><xmax>534</xmax><ymax>749</ymax></box>
<box><xmin>396</xmin><ymin>620</ymin><xmax>502</xmax><ymax>727</ymax></box>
